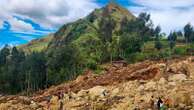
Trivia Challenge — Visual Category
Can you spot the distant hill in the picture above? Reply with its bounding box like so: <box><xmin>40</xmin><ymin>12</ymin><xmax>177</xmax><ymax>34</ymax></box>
<box><xmin>19</xmin><ymin>3</ymin><xmax>135</xmax><ymax>54</ymax></box>
<box><xmin>18</xmin><ymin>34</ymin><xmax>53</xmax><ymax>53</ymax></box>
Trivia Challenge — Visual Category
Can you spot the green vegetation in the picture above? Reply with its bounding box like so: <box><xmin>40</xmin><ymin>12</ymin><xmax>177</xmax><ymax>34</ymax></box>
<box><xmin>0</xmin><ymin>3</ymin><xmax>194</xmax><ymax>95</ymax></box>
<box><xmin>18</xmin><ymin>34</ymin><xmax>53</xmax><ymax>53</ymax></box>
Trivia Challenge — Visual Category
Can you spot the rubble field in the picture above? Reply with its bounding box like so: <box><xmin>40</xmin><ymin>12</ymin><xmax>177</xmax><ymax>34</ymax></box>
<box><xmin>1</xmin><ymin>56</ymin><xmax>194</xmax><ymax>110</ymax></box>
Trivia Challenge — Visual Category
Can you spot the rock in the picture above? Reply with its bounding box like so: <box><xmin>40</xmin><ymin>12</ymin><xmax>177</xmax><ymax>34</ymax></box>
<box><xmin>137</xmin><ymin>85</ymin><xmax>144</xmax><ymax>92</ymax></box>
<box><xmin>172</xmin><ymin>92</ymin><xmax>192</xmax><ymax>107</ymax></box>
<box><xmin>144</xmin><ymin>81</ymin><xmax>156</xmax><ymax>91</ymax></box>
<box><xmin>50</xmin><ymin>96</ymin><xmax>60</xmax><ymax>110</ymax></box>
<box><xmin>77</xmin><ymin>90</ymin><xmax>88</xmax><ymax>98</ymax></box>
<box><xmin>167</xmin><ymin>61</ymin><xmax>190</xmax><ymax>76</ymax></box>
<box><xmin>69</xmin><ymin>92</ymin><xmax>77</xmax><ymax>99</ymax></box>
<box><xmin>111</xmin><ymin>88</ymin><xmax>120</xmax><ymax>97</ymax></box>
<box><xmin>168</xmin><ymin>74</ymin><xmax>187</xmax><ymax>82</ymax></box>
<box><xmin>158</xmin><ymin>77</ymin><xmax>167</xmax><ymax>85</ymax></box>
<box><xmin>88</xmin><ymin>86</ymin><xmax>107</xmax><ymax>100</ymax></box>
<box><xmin>30</xmin><ymin>101</ymin><xmax>39</xmax><ymax>109</ymax></box>
<box><xmin>168</xmin><ymin>82</ymin><xmax>176</xmax><ymax>87</ymax></box>
<box><xmin>63</xmin><ymin>93</ymin><xmax>70</xmax><ymax>101</ymax></box>
<box><xmin>178</xmin><ymin>103</ymin><xmax>186</xmax><ymax>108</ymax></box>
<box><xmin>50</xmin><ymin>95</ymin><xmax>58</xmax><ymax>104</ymax></box>
<box><xmin>18</xmin><ymin>96</ymin><xmax>31</xmax><ymax>105</ymax></box>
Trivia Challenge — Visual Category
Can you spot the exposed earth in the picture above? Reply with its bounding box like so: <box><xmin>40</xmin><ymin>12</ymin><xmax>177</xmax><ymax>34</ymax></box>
<box><xmin>1</xmin><ymin>56</ymin><xmax>194</xmax><ymax>110</ymax></box>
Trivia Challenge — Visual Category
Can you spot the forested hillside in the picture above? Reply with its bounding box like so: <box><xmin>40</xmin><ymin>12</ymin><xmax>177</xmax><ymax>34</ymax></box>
<box><xmin>0</xmin><ymin>2</ymin><xmax>194</xmax><ymax>95</ymax></box>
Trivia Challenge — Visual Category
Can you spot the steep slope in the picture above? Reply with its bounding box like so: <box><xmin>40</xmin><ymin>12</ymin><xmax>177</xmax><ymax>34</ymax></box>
<box><xmin>43</xmin><ymin>3</ymin><xmax>137</xmax><ymax>71</ymax></box>
<box><xmin>48</xmin><ymin>2</ymin><xmax>135</xmax><ymax>49</ymax></box>
<box><xmin>18</xmin><ymin>34</ymin><xmax>53</xmax><ymax>53</ymax></box>
<box><xmin>18</xmin><ymin>3</ymin><xmax>135</xmax><ymax>53</ymax></box>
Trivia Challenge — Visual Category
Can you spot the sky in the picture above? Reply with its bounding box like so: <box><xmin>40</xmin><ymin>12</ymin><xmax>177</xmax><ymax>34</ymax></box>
<box><xmin>0</xmin><ymin>0</ymin><xmax>194</xmax><ymax>47</ymax></box>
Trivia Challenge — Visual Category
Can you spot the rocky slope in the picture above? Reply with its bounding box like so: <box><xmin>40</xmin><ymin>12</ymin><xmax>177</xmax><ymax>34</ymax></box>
<box><xmin>1</xmin><ymin>56</ymin><xmax>194</xmax><ymax>110</ymax></box>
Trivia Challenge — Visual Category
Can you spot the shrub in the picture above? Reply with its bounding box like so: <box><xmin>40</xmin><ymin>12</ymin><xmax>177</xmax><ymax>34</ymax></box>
<box><xmin>173</xmin><ymin>47</ymin><xmax>187</xmax><ymax>56</ymax></box>
<box><xmin>125</xmin><ymin>52</ymin><xmax>146</xmax><ymax>63</ymax></box>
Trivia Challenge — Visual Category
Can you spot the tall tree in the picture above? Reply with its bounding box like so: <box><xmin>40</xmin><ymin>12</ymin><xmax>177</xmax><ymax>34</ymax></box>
<box><xmin>0</xmin><ymin>45</ymin><xmax>10</xmax><ymax>66</ymax></box>
<box><xmin>23</xmin><ymin>52</ymin><xmax>46</xmax><ymax>94</ymax></box>
<box><xmin>99</xmin><ymin>16</ymin><xmax>116</xmax><ymax>43</ymax></box>
<box><xmin>184</xmin><ymin>23</ymin><xmax>193</xmax><ymax>43</ymax></box>
<box><xmin>119</xmin><ymin>33</ymin><xmax>142</xmax><ymax>58</ymax></box>
<box><xmin>168</xmin><ymin>32</ymin><xmax>177</xmax><ymax>49</ymax></box>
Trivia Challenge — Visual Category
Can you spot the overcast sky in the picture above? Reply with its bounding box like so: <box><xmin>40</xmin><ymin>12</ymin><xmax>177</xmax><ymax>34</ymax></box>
<box><xmin>0</xmin><ymin>0</ymin><xmax>194</xmax><ymax>46</ymax></box>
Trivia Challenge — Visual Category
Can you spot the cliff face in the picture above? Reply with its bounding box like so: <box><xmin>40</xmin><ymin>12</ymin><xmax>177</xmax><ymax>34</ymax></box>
<box><xmin>1</xmin><ymin>57</ymin><xmax>194</xmax><ymax>110</ymax></box>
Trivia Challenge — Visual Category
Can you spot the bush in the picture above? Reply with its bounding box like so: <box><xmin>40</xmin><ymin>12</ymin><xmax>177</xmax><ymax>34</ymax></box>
<box><xmin>158</xmin><ymin>50</ymin><xmax>171</xmax><ymax>58</ymax></box>
<box><xmin>145</xmin><ymin>49</ymin><xmax>171</xmax><ymax>60</ymax></box>
<box><xmin>173</xmin><ymin>47</ymin><xmax>187</xmax><ymax>56</ymax></box>
<box><xmin>125</xmin><ymin>52</ymin><xmax>146</xmax><ymax>63</ymax></box>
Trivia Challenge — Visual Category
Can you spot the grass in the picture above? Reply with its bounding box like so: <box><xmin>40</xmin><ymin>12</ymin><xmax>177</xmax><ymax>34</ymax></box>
<box><xmin>18</xmin><ymin>34</ymin><xmax>53</xmax><ymax>53</ymax></box>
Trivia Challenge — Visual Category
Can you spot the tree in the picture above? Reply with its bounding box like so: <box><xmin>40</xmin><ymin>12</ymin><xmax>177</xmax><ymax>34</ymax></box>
<box><xmin>168</xmin><ymin>32</ymin><xmax>177</xmax><ymax>49</ymax></box>
<box><xmin>184</xmin><ymin>23</ymin><xmax>193</xmax><ymax>43</ymax></box>
<box><xmin>7</xmin><ymin>47</ymin><xmax>25</xmax><ymax>93</ymax></box>
<box><xmin>155</xmin><ymin>40</ymin><xmax>163</xmax><ymax>50</ymax></box>
<box><xmin>99</xmin><ymin>16</ymin><xmax>116</xmax><ymax>43</ymax></box>
<box><xmin>22</xmin><ymin>52</ymin><xmax>46</xmax><ymax>94</ymax></box>
<box><xmin>119</xmin><ymin>12</ymin><xmax>156</xmax><ymax>42</ymax></box>
<box><xmin>119</xmin><ymin>33</ymin><xmax>142</xmax><ymax>58</ymax></box>
<box><xmin>0</xmin><ymin>45</ymin><xmax>10</xmax><ymax>66</ymax></box>
<box><xmin>154</xmin><ymin>25</ymin><xmax>163</xmax><ymax>51</ymax></box>
<box><xmin>176</xmin><ymin>31</ymin><xmax>183</xmax><ymax>37</ymax></box>
<box><xmin>138</xmin><ymin>13</ymin><xmax>151</xmax><ymax>23</ymax></box>
<box><xmin>47</xmin><ymin>44</ymin><xmax>82</xmax><ymax>85</ymax></box>
<box><xmin>154</xmin><ymin>25</ymin><xmax>161</xmax><ymax>37</ymax></box>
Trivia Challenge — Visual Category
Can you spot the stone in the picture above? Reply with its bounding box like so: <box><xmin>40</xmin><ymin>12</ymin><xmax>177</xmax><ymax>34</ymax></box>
<box><xmin>137</xmin><ymin>85</ymin><xmax>145</xmax><ymax>92</ymax></box>
<box><xmin>18</xmin><ymin>96</ymin><xmax>31</xmax><ymax>105</ymax></box>
<box><xmin>77</xmin><ymin>90</ymin><xmax>88</xmax><ymax>98</ymax></box>
<box><xmin>88</xmin><ymin>86</ymin><xmax>107</xmax><ymax>100</ymax></box>
<box><xmin>50</xmin><ymin>95</ymin><xmax>59</xmax><ymax>104</ymax></box>
<box><xmin>111</xmin><ymin>88</ymin><xmax>120</xmax><ymax>97</ymax></box>
<box><xmin>168</xmin><ymin>74</ymin><xmax>187</xmax><ymax>82</ymax></box>
<box><xmin>144</xmin><ymin>81</ymin><xmax>156</xmax><ymax>91</ymax></box>
<box><xmin>158</xmin><ymin>77</ymin><xmax>167</xmax><ymax>85</ymax></box>
<box><xmin>168</xmin><ymin>82</ymin><xmax>176</xmax><ymax>86</ymax></box>
<box><xmin>30</xmin><ymin>101</ymin><xmax>39</xmax><ymax>109</ymax></box>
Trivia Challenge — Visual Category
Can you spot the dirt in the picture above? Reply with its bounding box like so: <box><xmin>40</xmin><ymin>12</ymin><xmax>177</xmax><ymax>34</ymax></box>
<box><xmin>1</xmin><ymin>56</ymin><xmax>194</xmax><ymax>110</ymax></box>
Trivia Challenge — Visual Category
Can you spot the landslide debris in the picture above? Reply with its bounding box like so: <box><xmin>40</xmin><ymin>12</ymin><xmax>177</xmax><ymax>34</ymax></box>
<box><xmin>1</xmin><ymin>57</ymin><xmax>194</xmax><ymax>110</ymax></box>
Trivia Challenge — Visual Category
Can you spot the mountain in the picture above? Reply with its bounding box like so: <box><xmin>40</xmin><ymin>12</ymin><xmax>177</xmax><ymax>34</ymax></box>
<box><xmin>18</xmin><ymin>34</ymin><xmax>53</xmax><ymax>53</ymax></box>
<box><xmin>1</xmin><ymin>2</ymin><xmax>194</xmax><ymax>110</ymax></box>
<box><xmin>48</xmin><ymin>2</ymin><xmax>135</xmax><ymax>49</ymax></box>
<box><xmin>19</xmin><ymin>3</ymin><xmax>135</xmax><ymax>54</ymax></box>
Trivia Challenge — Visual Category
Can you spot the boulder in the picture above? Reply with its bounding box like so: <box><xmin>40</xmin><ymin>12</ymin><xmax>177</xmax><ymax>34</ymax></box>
<box><xmin>50</xmin><ymin>96</ymin><xmax>58</xmax><ymax>104</ymax></box>
<box><xmin>77</xmin><ymin>90</ymin><xmax>88</xmax><ymax>98</ymax></box>
<box><xmin>168</xmin><ymin>74</ymin><xmax>187</xmax><ymax>82</ymax></box>
<box><xmin>158</xmin><ymin>77</ymin><xmax>167</xmax><ymax>85</ymax></box>
<box><xmin>171</xmin><ymin>92</ymin><xmax>192</xmax><ymax>107</ymax></box>
<box><xmin>167</xmin><ymin>61</ymin><xmax>190</xmax><ymax>76</ymax></box>
<box><xmin>88</xmin><ymin>86</ymin><xmax>107</xmax><ymax>100</ymax></box>
<box><xmin>137</xmin><ymin>85</ymin><xmax>145</xmax><ymax>92</ymax></box>
<box><xmin>29</xmin><ymin>101</ymin><xmax>39</xmax><ymax>109</ymax></box>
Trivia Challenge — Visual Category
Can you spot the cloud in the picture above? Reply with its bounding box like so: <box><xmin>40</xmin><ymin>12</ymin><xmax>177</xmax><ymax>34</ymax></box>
<box><xmin>0</xmin><ymin>0</ymin><xmax>99</xmax><ymax>32</ymax></box>
<box><xmin>129</xmin><ymin>0</ymin><xmax>194</xmax><ymax>33</ymax></box>
<box><xmin>0</xmin><ymin>21</ymin><xmax>3</xmax><ymax>29</ymax></box>
<box><xmin>9</xmin><ymin>17</ymin><xmax>34</xmax><ymax>32</ymax></box>
<box><xmin>132</xmin><ymin>0</ymin><xmax>194</xmax><ymax>9</ymax></box>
